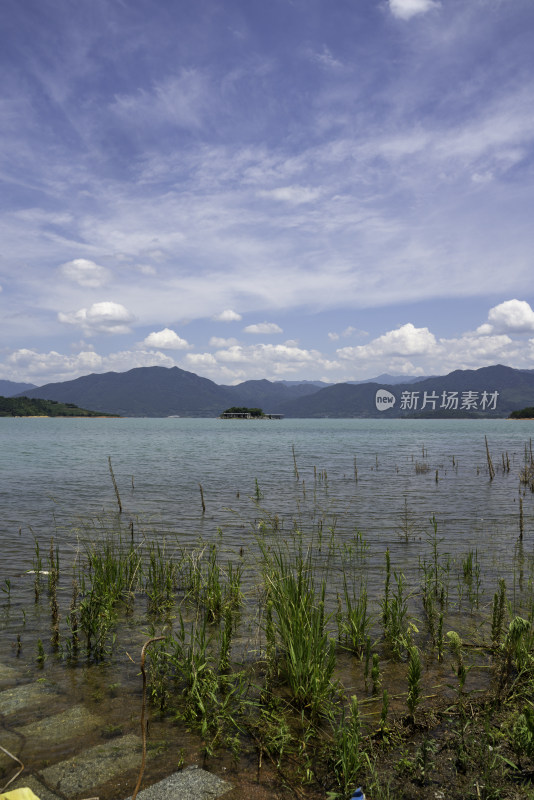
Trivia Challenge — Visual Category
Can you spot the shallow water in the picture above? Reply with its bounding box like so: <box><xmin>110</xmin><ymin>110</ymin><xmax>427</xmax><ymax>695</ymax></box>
<box><xmin>1</xmin><ymin>417</ymin><xmax>533</xmax><ymax>565</ymax></box>
<box><xmin>1</xmin><ymin>417</ymin><xmax>534</xmax><ymax>796</ymax></box>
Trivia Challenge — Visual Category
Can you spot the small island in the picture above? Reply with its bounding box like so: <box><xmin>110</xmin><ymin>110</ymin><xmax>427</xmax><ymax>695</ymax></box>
<box><xmin>509</xmin><ymin>407</ymin><xmax>534</xmax><ymax>419</ymax></box>
<box><xmin>219</xmin><ymin>406</ymin><xmax>283</xmax><ymax>419</ymax></box>
<box><xmin>0</xmin><ymin>396</ymin><xmax>118</xmax><ymax>417</ymax></box>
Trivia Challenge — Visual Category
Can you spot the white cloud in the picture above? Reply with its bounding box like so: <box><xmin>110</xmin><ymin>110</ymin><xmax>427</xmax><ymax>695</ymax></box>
<box><xmin>103</xmin><ymin>349</ymin><xmax>176</xmax><ymax>372</ymax></box>
<box><xmin>143</xmin><ymin>328</ymin><xmax>191</xmax><ymax>350</ymax></box>
<box><xmin>111</xmin><ymin>70</ymin><xmax>211</xmax><ymax>130</ymax></box>
<box><xmin>337</xmin><ymin>323</ymin><xmax>437</xmax><ymax>361</ymax></box>
<box><xmin>58</xmin><ymin>301</ymin><xmax>134</xmax><ymax>334</ymax></box>
<box><xmin>259</xmin><ymin>185</ymin><xmax>322</xmax><ymax>204</ymax></box>
<box><xmin>60</xmin><ymin>258</ymin><xmax>111</xmax><ymax>288</ymax></box>
<box><xmin>4</xmin><ymin>347</ymin><xmax>176</xmax><ymax>383</ymax></box>
<box><xmin>7</xmin><ymin>348</ymin><xmax>104</xmax><ymax>380</ymax></box>
<box><xmin>440</xmin><ymin>333</ymin><xmax>514</xmax><ymax>369</ymax></box>
<box><xmin>477</xmin><ymin>299</ymin><xmax>534</xmax><ymax>335</ymax></box>
<box><xmin>186</xmin><ymin>353</ymin><xmax>217</xmax><ymax>367</ymax></box>
<box><xmin>209</xmin><ymin>336</ymin><xmax>239</xmax><ymax>347</ymax></box>
<box><xmin>309</xmin><ymin>46</ymin><xmax>342</xmax><ymax>70</ymax></box>
<box><xmin>185</xmin><ymin>343</ymin><xmax>339</xmax><ymax>383</ymax></box>
<box><xmin>388</xmin><ymin>0</ymin><xmax>440</xmax><ymax>20</ymax></box>
<box><xmin>328</xmin><ymin>326</ymin><xmax>360</xmax><ymax>342</ymax></box>
<box><xmin>243</xmin><ymin>322</ymin><xmax>283</xmax><ymax>335</ymax></box>
<box><xmin>213</xmin><ymin>309</ymin><xmax>242</xmax><ymax>322</ymax></box>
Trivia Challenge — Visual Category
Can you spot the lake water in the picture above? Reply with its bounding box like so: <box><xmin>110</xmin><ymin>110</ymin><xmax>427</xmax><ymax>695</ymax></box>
<box><xmin>1</xmin><ymin>416</ymin><xmax>533</xmax><ymax>573</ymax></box>
<box><xmin>1</xmin><ymin>416</ymin><xmax>534</xmax><ymax>611</ymax></box>
<box><xmin>2</xmin><ymin>417</ymin><xmax>534</xmax><ymax>797</ymax></box>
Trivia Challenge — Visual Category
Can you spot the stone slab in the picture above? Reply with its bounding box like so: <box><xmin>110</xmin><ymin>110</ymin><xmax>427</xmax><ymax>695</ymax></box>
<box><xmin>0</xmin><ymin>733</ymin><xmax>24</xmax><ymax>778</ymax></box>
<box><xmin>0</xmin><ymin>665</ymin><xmax>19</xmax><ymax>688</ymax></box>
<box><xmin>3</xmin><ymin>775</ymin><xmax>62</xmax><ymax>800</ymax></box>
<box><xmin>0</xmin><ymin>684</ymin><xmax>56</xmax><ymax>718</ymax></box>
<box><xmin>129</xmin><ymin>766</ymin><xmax>231</xmax><ymax>800</ymax></box>
<box><xmin>16</xmin><ymin>705</ymin><xmax>102</xmax><ymax>748</ymax></box>
<box><xmin>41</xmin><ymin>733</ymin><xmax>142</xmax><ymax>797</ymax></box>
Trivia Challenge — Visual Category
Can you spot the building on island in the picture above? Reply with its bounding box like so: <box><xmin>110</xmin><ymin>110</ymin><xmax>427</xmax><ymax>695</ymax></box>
<box><xmin>219</xmin><ymin>410</ymin><xmax>284</xmax><ymax>419</ymax></box>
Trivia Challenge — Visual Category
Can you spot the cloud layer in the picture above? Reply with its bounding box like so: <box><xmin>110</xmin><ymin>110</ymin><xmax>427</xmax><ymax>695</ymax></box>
<box><xmin>3</xmin><ymin>300</ymin><xmax>534</xmax><ymax>386</ymax></box>
<box><xmin>0</xmin><ymin>0</ymin><xmax>533</xmax><ymax>386</ymax></box>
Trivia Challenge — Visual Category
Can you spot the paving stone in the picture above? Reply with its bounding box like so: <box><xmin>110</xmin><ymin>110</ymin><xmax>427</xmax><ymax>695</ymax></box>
<box><xmin>0</xmin><ymin>664</ymin><xmax>20</xmax><ymax>688</ymax></box>
<box><xmin>0</xmin><ymin>684</ymin><xmax>56</xmax><ymax>718</ymax></box>
<box><xmin>0</xmin><ymin>732</ymin><xmax>24</xmax><ymax>778</ymax></box>
<box><xmin>41</xmin><ymin>733</ymin><xmax>142</xmax><ymax>797</ymax></box>
<box><xmin>3</xmin><ymin>775</ymin><xmax>62</xmax><ymax>800</ymax></box>
<box><xmin>15</xmin><ymin>705</ymin><xmax>103</xmax><ymax>749</ymax></box>
<box><xmin>129</xmin><ymin>766</ymin><xmax>231</xmax><ymax>800</ymax></box>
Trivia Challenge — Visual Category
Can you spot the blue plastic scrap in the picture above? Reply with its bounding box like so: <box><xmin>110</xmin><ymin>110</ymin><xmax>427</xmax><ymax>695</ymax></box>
<box><xmin>350</xmin><ymin>789</ymin><xmax>365</xmax><ymax>800</ymax></box>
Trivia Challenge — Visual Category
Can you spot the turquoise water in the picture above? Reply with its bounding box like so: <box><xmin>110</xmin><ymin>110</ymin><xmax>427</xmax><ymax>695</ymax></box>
<box><xmin>1</xmin><ymin>416</ymin><xmax>533</xmax><ymax>582</ymax></box>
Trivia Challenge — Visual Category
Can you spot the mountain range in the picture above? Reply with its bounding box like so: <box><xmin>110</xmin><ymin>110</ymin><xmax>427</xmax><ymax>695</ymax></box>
<box><xmin>0</xmin><ymin>379</ymin><xmax>37</xmax><ymax>397</ymax></box>
<box><xmin>11</xmin><ymin>363</ymin><xmax>534</xmax><ymax>418</ymax></box>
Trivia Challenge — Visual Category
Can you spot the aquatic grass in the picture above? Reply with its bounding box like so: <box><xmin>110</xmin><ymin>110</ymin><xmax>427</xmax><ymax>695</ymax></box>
<box><xmin>76</xmin><ymin>529</ymin><xmax>143</xmax><ymax>659</ymax></box>
<box><xmin>491</xmin><ymin>579</ymin><xmax>507</xmax><ymax>648</ymax></box>
<box><xmin>261</xmin><ymin>543</ymin><xmax>337</xmax><ymax>717</ymax></box>
<box><xmin>337</xmin><ymin>576</ymin><xmax>371</xmax><ymax>656</ymax></box>
<box><xmin>397</xmin><ymin>496</ymin><xmax>419</xmax><ymax>542</ymax></box>
<box><xmin>327</xmin><ymin>695</ymin><xmax>369</xmax><ymax>800</ymax></box>
<box><xmin>382</xmin><ymin>570</ymin><xmax>414</xmax><ymax>659</ymax></box>
<box><xmin>182</xmin><ymin>541</ymin><xmax>243</xmax><ymax>622</ymax></box>
<box><xmin>145</xmin><ymin>541</ymin><xmax>179</xmax><ymax>618</ymax></box>
<box><xmin>65</xmin><ymin>579</ymin><xmax>80</xmax><ymax>661</ymax></box>
<box><xmin>498</xmin><ymin>616</ymin><xmax>532</xmax><ymax>692</ymax></box>
<box><xmin>406</xmin><ymin>645</ymin><xmax>422</xmax><ymax>725</ymax></box>
<box><xmin>462</xmin><ymin>549</ymin><xmax>482</xmax><ymax>609</ymax></box>
<box><xmin>447</xmin><ymin>630</ymin><xmax>469</xmax><ymax>706</ymax></box>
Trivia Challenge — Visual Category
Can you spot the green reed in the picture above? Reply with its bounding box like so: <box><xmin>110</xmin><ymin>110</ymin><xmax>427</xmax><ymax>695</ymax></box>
<box><xmin>261</xmin><ymin>542</ymin><xmax>337</xmax><ymax>717</ymax></box>
<box><xmin>337</xmin><ymin>576</ymin><xmax>371</xmax><ymax>656</ymax></box>
<box><xmin>328</xmin><ymin>695</ymin><xmax>369</xmax><ymax>799</ymax></box>
<box><xmin>145</xmin><ymin>542</ymin><xmax>179</xmax><ymax>617</ymax></box>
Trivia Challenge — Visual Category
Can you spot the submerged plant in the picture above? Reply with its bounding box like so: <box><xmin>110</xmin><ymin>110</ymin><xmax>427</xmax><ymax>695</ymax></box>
<box><xmin>499</xmin><ymin>616</ymin><xmax>532</xmax><ymax>689</ymax></box>
<box><xmin>447</xmin><ymin>630</ymin><xmax>469</xmax><ymax>705</ymax></box>
<box><xmin>328</xmin><ymin>696</ymin><xmax>369</xmax><ymax>799</ymax></box>
<box><xmin>338</xmin><ymin>577</ymin><xmax>371</xmax><ymax>656</ymax></box>
<box><xmin>371</xmin><ymin>653</ymin><xmax>381</xmax><ymax>695</ymax></box>
<box><xmin>511</xmin><ymin>706</ymin><xmax>534</xmax><ymax>767</ymax></box>
<box><xmin>383</xmin><ymin>570</ymin><xmax>414</xmax><ymax>659</ymax></box>
<box><xmin>406</xmin><ymin>646</ymin><xmax>422</xmax><ymax>724</ymax></box>
<box><xmin>397</xmin><ymin>496</ymin><xmax>418</xmax><ymax>542</ymax></box>
<box><xmin>261</xmin><ymin>544</ymin><xmax>337</xmax><ymax>717</ymax></box>
<box><xmin>491</xmin><ymin>579</ymin><xmax>507</xmax><ymax>648</ymax></box>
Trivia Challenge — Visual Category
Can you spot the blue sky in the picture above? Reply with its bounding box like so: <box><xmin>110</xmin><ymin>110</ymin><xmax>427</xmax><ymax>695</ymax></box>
<box><xmin>1</xmin><ymin>0</ymin><xmax>534</xmax><ymax>386</ymax></box>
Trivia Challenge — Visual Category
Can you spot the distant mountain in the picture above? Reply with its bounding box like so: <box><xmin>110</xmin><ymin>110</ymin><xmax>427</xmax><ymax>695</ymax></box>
<box><xmin>279</xmin><ymin>380</ymin><xmax>330</xmax><ymax>388</ymax></box>
<box><xmin>19</xmin><ymin>366</ymin><xmax>238</xmax><ymax>417</ymax></box>
<box><xmin>279</xmin><ymin>375</ymin><xmax>430</xmax><ymax>387</ymax></box>
<box><xmin>222</xmin><ymin>379</ymin><xmax>328</xmax><ymax>408</ymax></box>
<box><xmin>346</xmin><ymin>373</ymin><xmax>432</xmax><ymax>386</ymax></box>
<box><xmin>277</xmin><ymin>365</ymin><xmax>534</xmax><ymax>418</ymax></box>
<box><xmin>15</xmin><ymin>363</ymin><xmax>534</xmax><ymax>418</ymax></box>
<box><xmin>19</xmin><ymin>369</ymin><xmax>328</xmax><ymax>417</ymax></box>
<box><xmin>0</xmin><ymin>379</ymin><xmax>37</xmax><ymax>397</ymax></box>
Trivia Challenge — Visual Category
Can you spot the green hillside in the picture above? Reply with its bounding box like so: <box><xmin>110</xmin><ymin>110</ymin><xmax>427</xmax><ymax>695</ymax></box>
<box><xmin>0</xmin><ymin>396</ymin><xmax>116</xmax><ymax>417</ymax></box>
